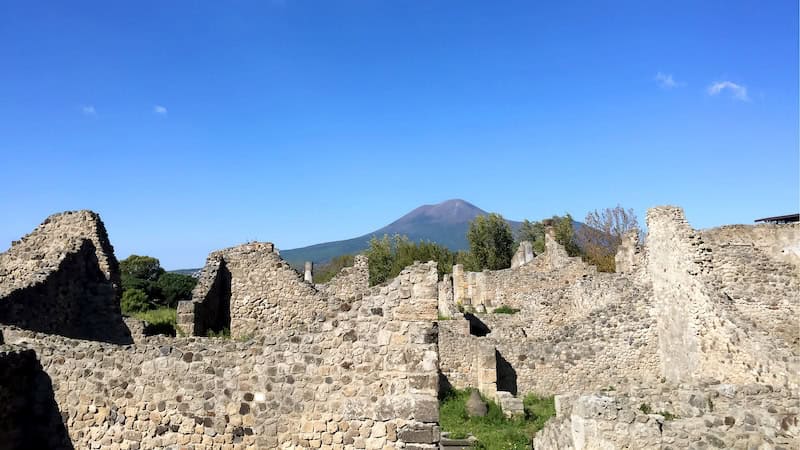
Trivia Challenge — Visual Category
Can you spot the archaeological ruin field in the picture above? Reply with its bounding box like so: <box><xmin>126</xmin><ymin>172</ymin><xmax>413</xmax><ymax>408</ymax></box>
<box><xmin>0</xmin><ymin>207</ymin><xmax>797</xmax><ymax>449</ymax></box>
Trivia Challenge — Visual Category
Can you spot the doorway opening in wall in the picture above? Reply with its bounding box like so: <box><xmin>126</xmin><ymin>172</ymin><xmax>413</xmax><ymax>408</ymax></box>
<box><xmin>464</xmin><ymin>313</ymin><xmax>491</xmax><ymax>337</ymax></box>
<box><xmin>496</xmin><ymin>350</ymin><xmax>517</xmax><ymax>395</ymax></box>
<box><xmin>201</xmin><ymin>262</ymin><xmax>232</xmax><ymax>337</ymax></box>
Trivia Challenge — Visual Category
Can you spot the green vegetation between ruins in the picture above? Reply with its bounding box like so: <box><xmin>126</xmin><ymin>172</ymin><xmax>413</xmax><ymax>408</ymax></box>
<box><xmin>439</xmin><ymin>388</ymin><xmax>555</xmax><ymax>449</ymax></box>
<box><xmin>315</xmin><ymin>206</ymin><xmax>639</xmax><ymax>286</ymax></box>
<box><xmin>119</xmin><ymin>255</ymin><xmax>197</xmax><ymax>335</ymax></box>
<box><xmin>365</xmin><ymin>235</ymin><xmax>462</xmax><ymax>285</ymax></box>
<box><xmin>492</xmin><ymin>305</ymin><xmax>520</xmax><ymax>314</ymax></box>
<box><xmin>129</xmin><ymin>307</ymin><xmax>178</xmax><ymax>336</ymax></box>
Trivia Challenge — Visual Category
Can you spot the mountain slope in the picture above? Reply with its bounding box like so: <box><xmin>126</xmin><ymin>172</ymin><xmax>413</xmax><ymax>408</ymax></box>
<box><xmin>280</xmin><ymin>199</ymin><xmax>522</xmax><ymax>267</ymax></box>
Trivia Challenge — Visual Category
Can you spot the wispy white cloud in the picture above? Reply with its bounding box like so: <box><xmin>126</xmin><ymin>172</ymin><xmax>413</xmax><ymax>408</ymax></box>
<box><xmin>81</xmin><ymin>105</ymin><xmax>97</xmax><ymax>116</ymax></box>
<box><xmin>153</xmin><ymin>105</ymin><xmax>168</xmax><ymax>116</ymax></box>
<box><xmin>654</xmin><ymin>72</ymin><xmax>683</xmax><ymax>89</ymax></box>
<box><xmin>707</xmin><ymin>81</ymin><xmax>749</xmax><ymax>101</ymax></box>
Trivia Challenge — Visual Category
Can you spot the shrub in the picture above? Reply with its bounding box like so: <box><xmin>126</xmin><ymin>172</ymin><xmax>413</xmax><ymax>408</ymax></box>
<box><xmin>121</xmin><ymin>288</ymin><xmax>150</xmax><ymax>314</ymax></box>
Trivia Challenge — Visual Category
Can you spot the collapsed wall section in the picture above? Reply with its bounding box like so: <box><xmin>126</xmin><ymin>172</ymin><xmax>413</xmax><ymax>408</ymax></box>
<box><xmin>179</xmin><ymin>242</ymin><xmax>325</xmax><ymax>339</ymax></box>
<box><xmin>318</xmin><ymin>254</ymin><xmax>370</xmax><ymax>301</ymax></box>
<box><xmin>0</xmin><ymin>210</ymin><xmax>131</xmax><ymax>344</ymax></box>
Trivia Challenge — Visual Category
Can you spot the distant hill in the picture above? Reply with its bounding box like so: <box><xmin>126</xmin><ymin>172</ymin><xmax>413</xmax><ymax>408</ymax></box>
<box><xmin>280</xmin><ymin>199</ymin><xmax>523</xmax><ymax>267</ymax></box>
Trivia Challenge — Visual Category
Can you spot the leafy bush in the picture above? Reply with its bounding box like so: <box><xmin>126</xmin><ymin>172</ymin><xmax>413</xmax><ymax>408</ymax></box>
<box><xmin>493</xmin><ymin>305</ymin><xmax>520</xmax><ymax>314</ymax></box>
<box><xmin>120</xmin><ymin>255</ymin><xmax>165</xmax><ymax>281</ymax></box>
<box><xmin>121</xmin><ymin>288</ymin><xmax>151</xmax><ymax>314</ymax></box>
<box><xmin>439</xmin><ymin>388</ymin><xmax>555</xmax><ymax>450</ymax></box>
<box><xmin>366</xmin><ymin>235</ymin><xmax>457</xmax><ymax>285</ymax></box>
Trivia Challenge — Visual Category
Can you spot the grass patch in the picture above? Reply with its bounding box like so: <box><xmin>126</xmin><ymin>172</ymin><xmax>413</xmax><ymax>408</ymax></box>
<box><xmin>439</xmin><ymin>388</ymin><xmax>555</xmax><ymax>450</ymax></box>
<box><xmin>492</xmin><ymin>305</ymin><xmax>520</xmax><ymax>314</ymax></box>
<box><xmin>130</xmin><ymin>307</ymin><xmax>177</xmax><ymax>336</ymax></box>
<box><xmin>438</xmin><ymin>314</ymin><xmax>452</xmax><ymax>320</ymax></box>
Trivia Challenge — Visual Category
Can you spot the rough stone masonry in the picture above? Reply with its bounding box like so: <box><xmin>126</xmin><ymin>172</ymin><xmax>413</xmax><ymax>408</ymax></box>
<box><xmin>0</xmin><ymin>206</ymin><xmax>798</xmax><ymax>449</ymax></box>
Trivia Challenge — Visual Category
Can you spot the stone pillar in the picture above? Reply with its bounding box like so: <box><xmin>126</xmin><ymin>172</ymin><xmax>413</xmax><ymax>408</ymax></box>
<box><xmin>438</xmin><ymin>274</ymin><xmax>455</xmax><ymax>318</ymax></box>
<box><xmin>615</xmin><ymin>229</ymin><xmax>641</xmax><ymax>274</ymax></box>
<box><xmin>304</xmin><ymin>261</ymin><xmax>313</xmax><ymax>284</ymax></box>
<box><xmin>476</xmin><ymin>343</ymin><xmax>497</xmax><ymax>399</ymax></box>
<box><xmin>452</xmin><ymin>264</ymin><xmax>465</xmax><ymax>305</ymax></box>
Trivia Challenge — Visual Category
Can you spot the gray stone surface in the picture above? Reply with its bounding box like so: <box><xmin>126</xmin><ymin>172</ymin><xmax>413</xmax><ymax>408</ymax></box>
<box><xmin>465</xmin><ymin>390</ymin><xmax>487</xmax><ymax>417</ymax></box>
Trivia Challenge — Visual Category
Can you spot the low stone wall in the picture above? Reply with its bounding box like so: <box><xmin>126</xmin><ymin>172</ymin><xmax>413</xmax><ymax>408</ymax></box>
<box><xmin>533</xmin><ymin>382</ymin><xmax>800</xmax><ymax>449</ymax></box>
<box><xmin>0</xmin><ymin>211</ymin><xmax>131</xmax><ymax>344</ymax></box>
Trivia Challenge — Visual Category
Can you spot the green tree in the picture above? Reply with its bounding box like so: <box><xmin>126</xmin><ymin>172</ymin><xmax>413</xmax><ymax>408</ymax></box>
<box><xmin>155</xmin><ymin>273</ymin><xmax>198</xmax><ymax>308</ymax></box>
<box><xmin>121</xmin><ymin>288</ymin><xmax>150</xmax><ymax>314</ymax></box>
<box><xmin>467</xmin><ymin>213</ymin><xmax>514</xmax><ymax>270</ymax></box>
<box><xmin>552</xmin><ymin>214</ymin><xmax>581</xmax><ymax>257</ymax></box>
<box><xmin>120</xmin><ymin>255</ymin><xmax>165</xmax><ymax>281</ymax></box>
<box><xmin>516</xmin><ymin>219</ymin><xmax>546</xmax><ymax>254</ymax></box>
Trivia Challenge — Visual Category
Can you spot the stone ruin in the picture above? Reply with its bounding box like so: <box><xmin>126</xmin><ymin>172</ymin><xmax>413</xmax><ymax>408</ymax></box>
<box><xmin>0</xmin><ymin>206</ymin><xmax>797</xmax><ymax>449</ymax></box>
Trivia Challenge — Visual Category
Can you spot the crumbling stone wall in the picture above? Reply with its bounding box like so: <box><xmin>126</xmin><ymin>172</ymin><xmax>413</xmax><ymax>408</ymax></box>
<box><xmin>703</xmin><ymin>223</ymin><xmax>800</xmax><ymax>267</ymax></box>
<box><xmin>318</xmin><ymin>254</ymin><xmax>370</xmax><ymax>301</ymax></box>
<box><xmin>647</xmin><ymin>206</ymin><xmax>798</xmax><ymax>388</ymax></box>
<box><xmin>177</xmin><ymin>253</ymin><xmax>231</xmax><ymax>336</ymax></box>
<box><xmin>534</xmin><ymin>382</ymin><xmax>799</xmax><ymax>449</ymax></box>
<box><xmin>0</xmin><ymin>210</ymin><xmax>131</xmax><ymax>344</ymax></box>
<box><xmin>452</xmin><ymin>232</ymin><xmax>587</xmax><ymax>312</ymax></box>
<box><xmin>702</xmin><ymin>225</ymin><xmax>800</xmax><ymax>348</ymax></box>
<box><xmin>1</xmin><ymin>260</ymin><xmax>442</xmax><ymax>449</ymax></box>
<box><xmin>440</xmin><ymin>230</ymin><xmax>660</xmax><ymax>397</ymax></box>
<box><xmin>179</xmin><ymin>242</ymin><xmax>325</xmax><ymax>339</ymax></box>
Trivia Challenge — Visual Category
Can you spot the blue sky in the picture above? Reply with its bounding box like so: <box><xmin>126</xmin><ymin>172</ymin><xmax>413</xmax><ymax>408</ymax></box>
<box><xmin>1</xmin><ymin>1</ymin><xmax>797</xmax><ymax>269</ymax></box>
